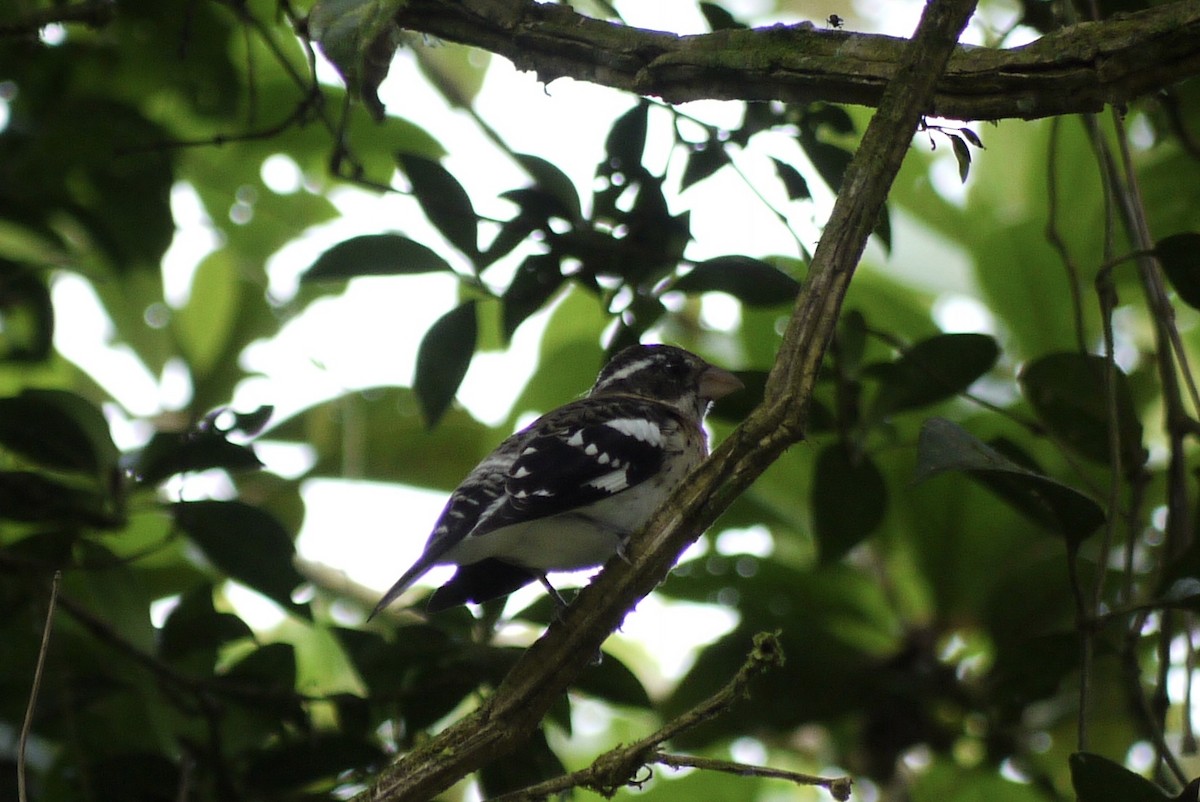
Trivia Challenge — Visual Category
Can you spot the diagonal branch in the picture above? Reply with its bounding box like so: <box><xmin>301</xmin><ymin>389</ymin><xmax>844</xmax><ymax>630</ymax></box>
<box><xmin>390</xmin><ymin>0</ymin><xmax>1200</xmax><ymax>121</ymax></box>
<box><xmin>353</xmin><ymin>0</ymin><xmax>979</xmax><ymax>799</ymax></box>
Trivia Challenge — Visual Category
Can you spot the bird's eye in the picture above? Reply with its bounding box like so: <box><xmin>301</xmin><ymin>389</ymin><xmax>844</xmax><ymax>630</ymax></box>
<box><xmin>664</xmin><ymin>357</ymin><xmax>689</xmax><ymax>378</ymax></box>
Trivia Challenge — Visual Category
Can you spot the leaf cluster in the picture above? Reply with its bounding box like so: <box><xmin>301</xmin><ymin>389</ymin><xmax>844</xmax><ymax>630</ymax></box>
<box><xmin>2</xmin><ymin>1</ymin><xmax>1200</xmax><ymax>801</ymax></box>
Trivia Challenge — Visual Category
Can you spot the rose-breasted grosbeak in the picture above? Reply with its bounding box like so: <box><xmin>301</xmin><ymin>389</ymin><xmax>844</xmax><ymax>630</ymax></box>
<box><xmin>370</xmin><ymin>343</ymin><xmax>742</xmax><ymax>617</ymax></box>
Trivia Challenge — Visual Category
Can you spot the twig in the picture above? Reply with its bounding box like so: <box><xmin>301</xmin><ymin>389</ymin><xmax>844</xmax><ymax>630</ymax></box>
<box><xmin>19</xmin><ymin>571</ymin><xmax>61</xmax><ymax>802</ymax></box>
<box><xmin>1044</xmin><ymin>117</ymin><xmax>1089</xmax><ymax>356</ymax></box>
<box><xmin>656</xmin><ymin>753</ymin><xmax>852</xmax><ymax>801</ymax></box>
<box><xmin>486</xmin><ymin>633</ymin><xmax>854</xmax><ymax>802</ymax></box>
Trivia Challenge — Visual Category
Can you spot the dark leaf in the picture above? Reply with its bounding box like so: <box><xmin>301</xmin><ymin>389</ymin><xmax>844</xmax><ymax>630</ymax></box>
<box><xmin>223</xmin><ymin>404</ymin><xmax>274</xmax><ymax>437</ymax></box>
<box><xmin>681</xmin><ymin>140</ymin><xmax>731</xmax><ymax>190</ymax></box>
<box><xmin>1020</xmin><ymin>352</ymin><xmax>1146</xmax><ymax>470</ymax></box>
<box><xmin>132</xmin><ymin>429</ymin><xmax>263</xmax><ymax>486</ymax></box>
<box><xmin>159</xmin><ymin>584</ymin><xmax>253</xmax><ymax>663</ymax></box>
<box><xmin>91</xmin><ymin>754</ymin><xmax>179</xmax><ymax>801</ymax></box>
<box><xmin>573</xmin><ymin>651</ymin><xmax>653</xmax><ymax>708</ymax></box>
<box><xmin>1156</xmin><ymin>232</ymin><xmax>1200</xmax><ymax>309</ymax></box>
<box><xmin>1159</xmin><ymin>577</ymin><xmax>1200</xmax><ymax>611</ymax></box>
<box><xmin>515</xmin><ymin>153</ymin><xmax>581</xmax><ymax>221</ymax></box>
<box><xmin>483</xmin><ymin>193</ymin><xmax>545</xmax><ymax>269</ymax></box>
<box><xmin>414</xmin><ymin>301</ymin><xmax>478</xmax><ymax>427</ymax></box>
<box><xmin>805</xmin><ymin>104</ymin><xmax>856</xmax><ymax>136</ymax></box>
<box><xmin>803</xmin><ymin>140</ymin><xmax>853</xmax><ymax>193</ymax></box>
<box><xmin>245</xmin><ymin>733</ymin><xmax>384</xmax><ymax>792</ymax></box>
<box><xmin>710</xmin><ymin>369</ymin><xmax>767</xmax><ymax>423</ymax></box>
<box><xmin>479</xmin><ymin>727</ymin><xmax>566</xmax><ymax>798</ymax></box>
<box><xmin>502</xmin><ymin>254</ymin><xmax>565</xmax><ymax>341</ymax></box>
<box><xmin>0</xmin><ymin>261</ymin><xmax>54</xmax><ymax>361</ymax></box>
<box><xmin>604</xmin><ymin>101</ymin><xmax>650</xmax><ymax>177</ymax></box>
<box><xmin>397</xmin><ymin>153</ymin><xmax>479</xmax><ymax>259</ymax></box>
<box><xmin>771</xmin><ymin>157</ymin><xmax>811</xmax><ymax>201</ymax></box>
<box><xmin>950</xmin><ymin>133</ymin><xmax>972</xmax><ymax>182</ymax></box>
<box><xmin>874</xmin><ymin>203</ymin><xmax>893</xmax><ymax>253</ymax></box>
<box><xmin>221</xmin><ymin>642</ymin><xmax>301</xmax><ymax>704</ymax></box>
<box><xmin>0</xmin><ymin>389</ymin><xmax>117</xmax><ymax>474</ymax></box>
<box><xmin>700</xmin><ymin>2</ymin><xmax>746</xmax><ymax>30</ymax></box>
<box><xmin>302</xmin><ymin>233</ymin><xmax>453</xmax><ymax>282</ymax></box>
<box><xmin>1070</xmin><ymin>752</ymin><xmax>1172</xmax><ymax>802</ymax></box>
<box><xmin>916</xmin><ymin>418</ymin><xmax>1105</xmax><ymax>550</ymax></box>
<box><xmin>868</xmin><ymin>333</ymin><xmax>999</xmax><ymax>420</ymax></box>
<box><xmin>672</xmin><ymin>256</ymin><xmax>801</xmax><ymax>306</ymax></box>
<box><xmin>0</xmin><ymin>471</ymin><xmax>111</xmax><ymax>525</ymax></box>
<box><xmin>959</xmin><ymin>127</ymin><xmax>984</xmax><ymax>148</ymax></box>
<box><xmin>812</xmin><ymin>445</ymin><xmax>888</xmax><ymax>564</ymax></box>
<box><xmin>173</xmin><ymin>501</ymin><xmax>309</xmax><ymax>617</ymax></box>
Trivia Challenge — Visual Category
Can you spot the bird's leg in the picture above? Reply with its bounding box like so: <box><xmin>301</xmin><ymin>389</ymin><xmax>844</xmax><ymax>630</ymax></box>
<box><xmin>538</xmin><ymin>573</ymin><xmax>570</xmax><ymax>614</ymax></box>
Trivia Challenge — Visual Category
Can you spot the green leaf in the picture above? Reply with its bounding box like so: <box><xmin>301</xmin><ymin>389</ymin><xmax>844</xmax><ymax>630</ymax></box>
<box><xmin>1155</xmin><ymin>232</ymin><xmax>1200</xmax><ymax>309</ymax></box>
<box><xmin>173</xmin><ymin>250</ymin><xmax>241</xmax><ymax>379</ymax></box>
<box><xmin>1070</xmin><ymin>752</ymin><xmax>1172</xmax><ymax>802</ymax></box>
<box><xmin>913</xmin><ymin>759</ymin><xmax>1056</xmax><ymax>802</ymax></box>
<box><xmin>672</xmin><ymin>256</ymin><xmax>801</xmax><ymax>306</ymax></box>
<box><xmin>916</xmin><ymin>418</ymin><xmax>1105</xmax><ymax>549</ymax></box>
<box><xmin>414</xmin><ymin>301</ymin><xmax>478</xmax><ymax>427</ymax></box>
<box><xmin>173</xmin><ymin>501</ymin><xmax>309</xmax><ymax>617</ymax></box>
<box><xmin>269</xmin><ymin>387</ymin><xmax>494</xmax><ymax>489</ymax></box>
<box><xmin>0</xmin><ymin>389</ymin><xmax>117</xmax><ymax>474</ymax></box>
<box><xmin>397</xmin><ymin>153</ymin><xmax>479</xmax><ymax>259</ymax></box>
<box><xmin>0</xmin><ymin>261</ymin><xmax>54</xmax><ymax>362</ymax></box>
<box><xmin>812</xmin><ymin>444</ymin><xmax>887</xmax><ymax>564</ymax></box>
<box><xmin>302</xmin><ymin>233</ymin><xmax>454</xmax><ymax>282</ymax></box>
<box><xmin>309</xmin><ymin>0</ymin><xmax>401</xmax><ymax>120</ymax></box>
<box><xmin>1020</xmin><ymin>352</ymin><xmax>1146</xmax><ymax>469</ymax></box>
<box><xmin>868</xmin><ymin>333</ymin><xmax>999</xmax><ymax>420</ymax></box>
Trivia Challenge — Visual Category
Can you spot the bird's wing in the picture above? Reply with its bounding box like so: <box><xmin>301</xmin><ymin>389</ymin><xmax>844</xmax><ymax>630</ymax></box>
<box><xmin>466</xmin><ymin>396</ymin><xmax>677</xmax><ymax>540</ymax></box>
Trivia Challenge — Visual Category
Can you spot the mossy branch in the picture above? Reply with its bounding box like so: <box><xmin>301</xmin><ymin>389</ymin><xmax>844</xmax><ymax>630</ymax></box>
<box><xmin>353</xmin><ymin>0</ymin><xmax>980</xmax><ymax>799</ymax></box>
<box><xmin>388</xmin><ymin>0</ymin><xmax>1200</xmax><ymax>121</ymax></box>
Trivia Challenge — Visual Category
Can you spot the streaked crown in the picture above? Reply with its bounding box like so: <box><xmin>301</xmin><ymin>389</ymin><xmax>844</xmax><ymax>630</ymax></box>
<box><xmin>590</xmin><ymin>344</ymin><xmax>742</xmax><ymax>418</ymax></box>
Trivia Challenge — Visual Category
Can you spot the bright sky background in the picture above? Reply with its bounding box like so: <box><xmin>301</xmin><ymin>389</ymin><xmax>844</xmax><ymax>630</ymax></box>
<box><xmin>48</xmin><ymin>0</ymin><xmax>1027</xmax><ymax>683</ymax></box>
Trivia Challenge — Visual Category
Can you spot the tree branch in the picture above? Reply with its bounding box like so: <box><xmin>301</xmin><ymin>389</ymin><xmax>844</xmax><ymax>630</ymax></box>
<box><xmin>353</xmin><ymin>0</ymin><xmax>978</xmax><ymax>799</ymax></box>
<box><xmin>389</xmin><ymin>0</ymin><xmax>1200</xmax><ymax>121</ymax></box>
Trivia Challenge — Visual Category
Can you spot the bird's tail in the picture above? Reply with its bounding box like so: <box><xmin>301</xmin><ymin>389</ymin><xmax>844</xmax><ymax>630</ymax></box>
<box><xmin>367</xmin><ymin>559</ymin><xmax>434</xmax><ymax>621</ymax></box>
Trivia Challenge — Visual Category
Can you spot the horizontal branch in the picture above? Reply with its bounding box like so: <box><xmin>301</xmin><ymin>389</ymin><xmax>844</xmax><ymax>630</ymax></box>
<box><xmin>392</xmin><ymin>0</ymin><xmax>1200</xmax><ymax>121</ymax></box>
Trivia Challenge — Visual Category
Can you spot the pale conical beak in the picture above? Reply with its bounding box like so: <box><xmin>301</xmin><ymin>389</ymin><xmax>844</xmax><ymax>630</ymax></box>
<box><xmin>699</xmin><ymin>365</ymin><xmax>744</xmax><ymax>401</ymax></box>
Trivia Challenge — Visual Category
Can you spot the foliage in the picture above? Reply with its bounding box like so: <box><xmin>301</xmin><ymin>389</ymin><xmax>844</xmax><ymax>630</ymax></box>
<box><xmin>1</xmin><ymin>0</ymin><xmax>1200</xmax><ymax>800</ymax></box>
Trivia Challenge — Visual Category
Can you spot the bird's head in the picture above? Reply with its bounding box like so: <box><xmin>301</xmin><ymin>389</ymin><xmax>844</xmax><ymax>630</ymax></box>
<box><xmin>590</xmin><ymin>344</ymin><xmax>743</xmax><ymax>419</ymax></box>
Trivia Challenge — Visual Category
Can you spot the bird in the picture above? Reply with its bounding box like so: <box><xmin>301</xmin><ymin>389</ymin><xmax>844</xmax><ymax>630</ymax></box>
<box><xmin>369</xmin><ymin>343</ymin><xmax>743</xmax><ymax>617</ymax></box>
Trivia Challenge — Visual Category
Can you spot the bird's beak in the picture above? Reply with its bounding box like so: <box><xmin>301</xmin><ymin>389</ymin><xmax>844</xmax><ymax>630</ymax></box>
<box><xmin>699</xmin><ymin>365</ymin><xmax>744</xmax><ymax>401</ymax></box>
